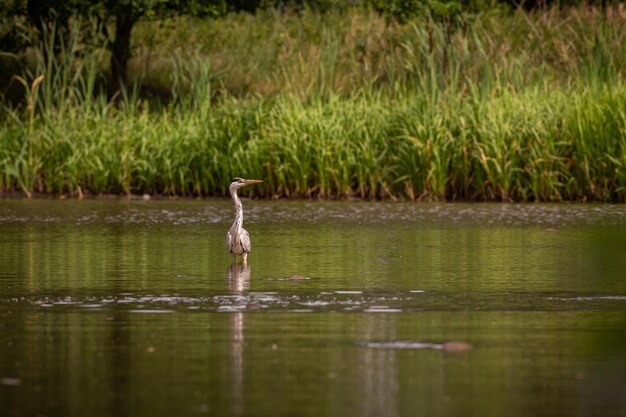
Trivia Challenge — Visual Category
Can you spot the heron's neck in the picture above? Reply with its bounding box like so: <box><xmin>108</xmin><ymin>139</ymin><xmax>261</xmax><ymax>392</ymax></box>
<box><xmin>230</xmin><ymin>188</ymin><xmax>244</xmax><ymax>233</ymax></box>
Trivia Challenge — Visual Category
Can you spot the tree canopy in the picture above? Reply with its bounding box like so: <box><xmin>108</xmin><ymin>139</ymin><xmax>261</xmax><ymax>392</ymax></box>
<box><xmin>1</xmin><ymin>0</ymin><xmax>616</xmax><ymax>98</ymax></box>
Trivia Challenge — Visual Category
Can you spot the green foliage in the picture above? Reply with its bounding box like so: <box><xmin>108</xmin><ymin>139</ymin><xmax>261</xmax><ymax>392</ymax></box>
<box><xmin>2</xmin><ymin>0</ymin><xmax>230</xmax><ymax>95</ymax></box>
<box><xmin>1</xmin><ymin>6</ymin><xmax>625</xmax><ymax>201</ymax></box>
<box><xmin>368</xmin><ymin>0</ymin><xmax>503</xmax><ymax>23</ymax></box>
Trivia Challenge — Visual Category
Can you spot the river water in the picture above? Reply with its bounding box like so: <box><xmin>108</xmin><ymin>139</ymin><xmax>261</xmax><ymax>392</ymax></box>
<box><xmin>1</xmin><ymin>199</ymin><xmax>625</xmax><ymax>417</ymax></box>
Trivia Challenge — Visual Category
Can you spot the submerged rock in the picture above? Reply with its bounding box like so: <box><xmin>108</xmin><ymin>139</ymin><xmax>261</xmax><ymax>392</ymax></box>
<box><xmin>361</xmin><ymin>340</ymin><xmax>473</xmax><ymax>353</ymax></box>
<box><xmin>440</xmin><ymin>341</ymin><xmax>473</xmax><ymax>352</ymax></box>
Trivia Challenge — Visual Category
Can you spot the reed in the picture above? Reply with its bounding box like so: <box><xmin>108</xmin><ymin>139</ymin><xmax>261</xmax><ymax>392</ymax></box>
<box><xmin>1</xmin><ymin>5</ymin><xmax>625</xmax><ymax>201</ymax></box>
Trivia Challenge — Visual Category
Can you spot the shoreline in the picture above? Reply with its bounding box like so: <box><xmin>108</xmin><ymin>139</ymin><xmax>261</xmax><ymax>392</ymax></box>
<box><xmin>0</xmin><ymin>190</ymin><xmax>620</xmax><ymax>204</ymax></box>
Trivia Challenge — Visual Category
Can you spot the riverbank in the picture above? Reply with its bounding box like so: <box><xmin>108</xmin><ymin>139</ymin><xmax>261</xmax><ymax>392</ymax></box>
<box><xmin>3</xmin><ymin>85</ymin><xmax>626</xmax><ymax>202</ymax></box>
<box><xmin>1</xmin><ymin>6</ymin><xmax>625</xmax><ymax>201</ymax></box>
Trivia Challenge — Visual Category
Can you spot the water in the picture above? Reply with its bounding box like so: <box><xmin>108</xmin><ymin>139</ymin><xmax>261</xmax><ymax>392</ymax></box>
<box><xmin>1</xmin><ymin>199</ymin><xmax>625</xmax><ymax>417</ymax></box>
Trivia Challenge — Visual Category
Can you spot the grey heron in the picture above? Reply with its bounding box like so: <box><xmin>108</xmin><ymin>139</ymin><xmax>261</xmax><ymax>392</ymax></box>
<box><xmin>227</xmin><ymin>177</ymin><xmax>263</xmax><ymax>264</ymax></box>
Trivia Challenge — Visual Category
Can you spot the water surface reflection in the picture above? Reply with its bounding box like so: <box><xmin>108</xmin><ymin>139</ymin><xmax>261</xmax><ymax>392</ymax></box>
<box><xmin>227</xmin><ymin>264</ymin><xmax>248</xmax><ymax>417</ymax></box>
<box><xmin>228</xmin><ymin>264</ymin><xmax>251</xmax><ymax>293</ymax></box>
<box><xmin>0</xmin><ymin>200</ymin><xmax>625</xmax><ymax>417</ymax></box>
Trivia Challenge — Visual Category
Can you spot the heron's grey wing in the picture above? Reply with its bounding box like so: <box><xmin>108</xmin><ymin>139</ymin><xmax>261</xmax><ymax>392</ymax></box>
<box><xmin>226</xmin><ymin>231</ymin><xmax>233</xmax><ymax>253</ymax></box>
<box><xmin>241</xmin><ymin>228</ymin><xmax>251</xmax><ymax>253</ymax></box>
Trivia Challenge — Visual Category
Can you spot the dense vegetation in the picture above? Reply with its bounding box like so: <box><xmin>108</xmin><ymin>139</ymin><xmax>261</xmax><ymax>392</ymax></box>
<box><xmin>1</xmin><ymin>4</ymin><xmax>625</xmax><ymax>201</ymax></box>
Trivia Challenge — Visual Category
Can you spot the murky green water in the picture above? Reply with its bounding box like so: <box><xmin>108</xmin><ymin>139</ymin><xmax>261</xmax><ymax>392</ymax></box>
<box><xmin>1</xmin><ymin>199</ymin><xmax>625</xmax><ymax>417</ymax></box>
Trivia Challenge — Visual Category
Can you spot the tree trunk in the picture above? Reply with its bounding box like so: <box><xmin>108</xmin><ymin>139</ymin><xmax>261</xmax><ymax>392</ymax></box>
<box><xmin>109</xmin><ymin>9</ymin><xmax>136</xmax><ymax>99</ymax></box>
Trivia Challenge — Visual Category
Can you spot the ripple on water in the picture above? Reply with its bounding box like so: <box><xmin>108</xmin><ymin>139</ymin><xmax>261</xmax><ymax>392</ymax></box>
<box><xmin>2</xmin><ymin>201</ymin><xmax>626</xmax><ymax>227</ymax></box>
<box><xmin>546</xmin><ymin>296</ymin><xmax>626</xmax><ymax>301</ymax></box>
<box><xmin>3</xmin><ymin>290</ymin><xmax>625</xmax><ymax>314</ymax></box>
<box><xmin>128</xmin><ymin>309</ymin><xmax>175</xmax><ymax>314</ymax></box>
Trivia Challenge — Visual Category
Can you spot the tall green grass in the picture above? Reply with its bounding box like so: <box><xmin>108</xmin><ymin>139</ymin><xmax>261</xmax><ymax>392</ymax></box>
<box><xmin>1</xmin><ymin>6</ymin><xmax>625</xmax><ymax>201</ymax></box>
<box><xmin>129</xmin><ymin>5</ymin><xmax>626</xmax><ymax>96</ymax></box>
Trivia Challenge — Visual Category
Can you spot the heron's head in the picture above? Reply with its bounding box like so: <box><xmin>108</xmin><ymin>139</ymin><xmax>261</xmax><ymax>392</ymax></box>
<box><xmin>229</xmin><ymin>177</ymin><xmax>263</xmax><ymax>191</ymax></box>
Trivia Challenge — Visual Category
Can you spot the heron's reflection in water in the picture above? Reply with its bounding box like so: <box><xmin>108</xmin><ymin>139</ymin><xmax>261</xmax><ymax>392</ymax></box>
<box><xmin>228</xmin><ymin>263</ymin><xmax>250</xmax><ymax>293</ymax></box>
<box><xmin>227</xmin><ymin>263</ymin><xmax>250</xmax><ymax>416</ymax></box>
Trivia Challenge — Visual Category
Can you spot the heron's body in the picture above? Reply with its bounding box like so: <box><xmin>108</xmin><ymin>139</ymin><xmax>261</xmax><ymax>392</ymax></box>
<box><xmin>226</xmin><ymin>177</ymin><xmax>262</xmax><ymax>264</ymax></box>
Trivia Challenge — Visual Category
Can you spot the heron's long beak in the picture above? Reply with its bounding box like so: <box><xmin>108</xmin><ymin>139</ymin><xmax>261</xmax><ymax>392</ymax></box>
<box><xmin>243</xmin><ymin>179</ymin><xmax>263</xmax><ymax>185</ymax></box>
